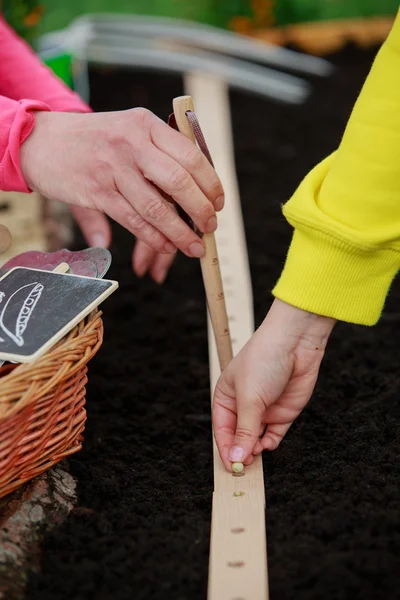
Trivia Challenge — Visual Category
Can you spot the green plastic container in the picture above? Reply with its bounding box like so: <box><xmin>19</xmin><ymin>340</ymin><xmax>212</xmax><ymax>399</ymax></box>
<box><xmin>41</xmin><ymin>51</ymin><xmax>74</xmax><ymax>88</ymax></box>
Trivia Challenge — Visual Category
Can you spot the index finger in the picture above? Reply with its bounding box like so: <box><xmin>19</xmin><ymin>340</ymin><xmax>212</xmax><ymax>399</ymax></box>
<box><xmin>213</xmin><ymin>381</ymin><xmax>238</xmax><ymax>472</ymax></box>
<box><xmin>150</xmin><ymin>117</ymin><xmax>225</xmax><ymax>211</ymax></box>
<box><xmin>213</xmin><ymin>403</ymin><xmax>236</xmax><ymax>472</ymax></box>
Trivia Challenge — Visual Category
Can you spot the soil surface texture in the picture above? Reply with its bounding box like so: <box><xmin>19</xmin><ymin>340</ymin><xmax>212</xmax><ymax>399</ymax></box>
<box><xmin>26</xmin><ymin>45</ymin><xmax>400</xmax><ymax>600</ymax></box>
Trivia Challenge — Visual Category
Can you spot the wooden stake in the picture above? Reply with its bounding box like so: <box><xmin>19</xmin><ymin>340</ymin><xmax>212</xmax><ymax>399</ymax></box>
<box><xmin>173</xmin><ymin>96</ymin><xmax>233</xmax><ymax>371</ymax></box>
<box><xmin>182</xmin><ymin>75</ymin><xmax>269</xmax><ymax>600</ymax></box>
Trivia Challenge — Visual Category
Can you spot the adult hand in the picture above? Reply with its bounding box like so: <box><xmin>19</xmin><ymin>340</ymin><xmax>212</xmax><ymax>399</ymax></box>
<box><xmin>132</xmin><ymin>238</ymin><xmax>176</xmax><ymax>284</ymax></box>
<box><xmin>213</xmin><ymin>298</ymin><xmax>336</xmax><ymax>471</ymax></box>
<box><xmin>70</xmin><ymin>205</ymin><xmax>175</xmax><ymax>284</ymax></box>
<box><xmin>21</xmin><ymin>108</ymin><xmax>224</xmax><ymax>259</ymax></box>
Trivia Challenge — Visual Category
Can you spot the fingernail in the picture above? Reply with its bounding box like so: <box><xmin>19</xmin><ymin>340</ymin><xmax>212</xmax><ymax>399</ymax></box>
<box><xmin>206</xmin><ymin>216</ymin><xmax>217</xmax><ymax>233</ymax></box>
<box><xmin>164</xmin><ymin>242</ymin><xmax>176</xmax><ymax>254</ymax></box>
<box><xmin>91</xmin><ymin>232</ymin><xmax>107</xmax><ymax>247</ymax></box>
<box><xmin>189</xmin><ymin>241</ymin><xmax>205</xmax><ymax>258</ymax></box>
<box><xmin>154</xmin><ymin>268</ymin><xmax>167</xmax><ymax>285</ymax></box>
<box><xmin>229</xmin><ymin>446</ymin><xmax>245</xmax><ymax>462</ymax></box>
<box><xmin>135</xmin><ymin>263</ymin><xmax>147</xmax><ymax>278</ymax></box>
<box><xmin>216</xmin><ymin>195</ymin><xmax>224</xmax><ymax>211</ymax></box>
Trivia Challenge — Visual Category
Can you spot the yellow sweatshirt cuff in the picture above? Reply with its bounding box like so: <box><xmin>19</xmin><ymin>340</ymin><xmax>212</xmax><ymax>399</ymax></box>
<box><xmin>272</xmin><ymin>227</ymin><xmax>400</xmax><ymax>325</ymax></box>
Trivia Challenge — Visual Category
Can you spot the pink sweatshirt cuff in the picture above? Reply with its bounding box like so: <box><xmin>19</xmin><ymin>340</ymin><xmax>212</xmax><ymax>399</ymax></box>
<box><xmin>0</xmin><ymin>16</ymin><xmax>91</xmax><ymax>115</ymax></box>
<box><xmin>0</xmin><ymin>98</ymin><xmax>50</xmax><ymax>193</ymax></box>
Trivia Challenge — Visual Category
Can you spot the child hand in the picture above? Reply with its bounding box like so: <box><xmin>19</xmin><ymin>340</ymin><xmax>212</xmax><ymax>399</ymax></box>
<box><xmin>213</xmin><ymin>298</ymin><xmax>336</xmax><ymax>471</ymax></box>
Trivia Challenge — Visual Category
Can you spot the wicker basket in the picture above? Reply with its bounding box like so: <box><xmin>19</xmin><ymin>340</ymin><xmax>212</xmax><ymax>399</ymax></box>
<box><xmin>0</xmin><ymin>309</ymin><xmax>103</xmax><ymax>499</ymax></box>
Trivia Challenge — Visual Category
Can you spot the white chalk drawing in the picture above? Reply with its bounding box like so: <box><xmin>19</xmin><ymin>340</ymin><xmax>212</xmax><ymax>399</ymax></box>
<box><xmin>0</xmin><ymin>293</ymin><xmax>5</xmax><ymax>341</ymax></box>
<box><xmin>0</xmin><ymin>282</ymin><xmax>44</xmax><ymax>347</ymax></box>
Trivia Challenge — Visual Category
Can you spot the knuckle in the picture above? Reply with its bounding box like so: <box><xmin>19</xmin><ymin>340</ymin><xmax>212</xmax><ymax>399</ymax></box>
<box><xmin>235</xmin><ymin>427</ymin><xmax>257</xmax><ymax>442</ymax></box>
<box><xmin>88</xmin><ymin>154</ymin><xmax>114</xmax><ymax>188</ymax></box>
<box><xmin>108</xmin><ymin>132</ymin><xmax>131</xmax><ymax>155</ymax></box>
<box><xmin>127</xmin><ymin>212</ymin><xmax>147</xmax><ymax>233</ymax></box>
<box><xmin>127</xmin><ymin>213</ymin><xmax>165</xmax><ymax>251</ymax></box>
<box><xmin>184</xmin><ymin>148</ymin><xmax>204</xmax><ymax>171</ymax></box>
<box><xmin>169</xmin><ymin>226</ymin><xmax>192</xmax><ymax>246</ymax></box>
<box><xmin>214</xmin><ymin>380</ymin><xmax>224</xmax><ymax>402</ymax></box>
<box><xmin>209</xmin><ymin>179</ymin><xmax>224</xmax><ymax>200</ymax></box>
<box><xmin>146</xmin><ymin>227</ymin><xmax>165</xmax><ymax>249</ymax></box>
<box><xmin>168</xmin><ymin>168</ymin><xmax>191</xmax><ymax>193</ymax></box>
<box><xmin>196</xmin><ymin>201</ymin><xmax>214</xmax><ymax>222</ymax></box>
<box><xmin>131</xmin><ymin>107</ymin><xmax>153</xmax><ymax>127</ymax></box>
<box><xmin>265</xmin><ymin>433</ymin><xmax>282</xmax><ymax>450</ymax></box>
<box><xmin>269</xmin><ymin>430</ymin><xmax>284</xmax><ymax>443</ymax></box>
<box><xmin>144</xmin><ymin>199</ymin><xmax>170</xmax><ymax>222</ymax></box>
<box><xmin>214</xmin><ymin>388</ymin><xmax>233</xmax><ymax>411</ymax></box>
<box><xmin>149</xmin><ymin>238</ymin><xmax>167</xmax><ymax>253</ymax></box>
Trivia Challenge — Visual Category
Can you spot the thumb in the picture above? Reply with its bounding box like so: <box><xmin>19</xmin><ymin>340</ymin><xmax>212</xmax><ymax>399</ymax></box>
<box><xmin>70</xmin><ymin>206</ymin><xmax>112</xmax><ymax>248</ymax></box>
<box><xmin>229</xmin><ymin>399</ymin><xmax>263</xmax><ymax>465</ymax></box>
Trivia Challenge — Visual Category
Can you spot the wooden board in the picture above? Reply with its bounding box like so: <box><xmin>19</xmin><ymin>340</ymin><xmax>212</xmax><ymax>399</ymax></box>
<box><xmin>0</xmin><ymin>191</ymin><xmax>48</xmax><ymax>266</ymax></box>
<box><xmin>0</xmin><ymin>192</ymin><xmax>74</xmax><ymax>266</ymax></box>
<box><xmin>0</xmin><ymin>191</ymin><xmax>44</xmax><ymax>234</ymax></box>
<box><xmin>184</xmin><ymin>74</ymin><xmax>269</xmax><ymax>600</ymax></box>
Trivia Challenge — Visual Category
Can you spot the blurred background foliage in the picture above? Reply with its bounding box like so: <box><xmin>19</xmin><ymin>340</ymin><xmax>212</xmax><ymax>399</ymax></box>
<box><xmin>3</xmin><ymin>0</ymin><xmax>399</xmax><ymax>43</ymax></box>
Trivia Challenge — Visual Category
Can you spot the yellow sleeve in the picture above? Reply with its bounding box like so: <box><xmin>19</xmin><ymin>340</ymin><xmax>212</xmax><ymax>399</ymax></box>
<box><xmin>273</xmin><ymin>11</ymin><xmax>400</xmax><ymax>326</ymax></box>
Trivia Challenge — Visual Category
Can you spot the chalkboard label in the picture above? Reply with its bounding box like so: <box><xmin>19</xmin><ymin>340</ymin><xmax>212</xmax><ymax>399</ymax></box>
<box><xmin>0</xmin><ymin>267</ymin><xmax>118</xmax><ymax>363</ymax></box>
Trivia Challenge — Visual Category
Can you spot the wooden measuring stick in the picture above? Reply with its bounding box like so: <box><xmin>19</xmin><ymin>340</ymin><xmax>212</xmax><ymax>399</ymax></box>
<box><xmin>173</xmin><ymin>96</ymin><xmax>233</xmax><ymax>371</ymax></box>
<box><xmin>183</xmin><ymin>75</ymin><xmax>269</xmax><ymax>600</ymax></box>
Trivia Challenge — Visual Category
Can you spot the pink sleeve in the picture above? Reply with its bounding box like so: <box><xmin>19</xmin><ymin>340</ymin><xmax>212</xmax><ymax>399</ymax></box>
<box><xmin>0</xmin><ymin>16</ymin><xmax>91</xmax><ymax>113</ymax></box>
<box><xmin>0</xmin><ymin>17</ymin><xmax>92</xmax><ymax>193</ymax></box>
<box><xmin>0</xmin><ymin>97</ymin><xmax>50</xmax><ymax>193</ymax></box>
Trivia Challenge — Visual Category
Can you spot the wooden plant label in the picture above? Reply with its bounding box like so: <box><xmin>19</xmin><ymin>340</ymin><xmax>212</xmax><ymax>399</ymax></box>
<box><xmin>0</xmin><ymin>267</ymin><xmax>118</xmax><ymax>363</ymax></box>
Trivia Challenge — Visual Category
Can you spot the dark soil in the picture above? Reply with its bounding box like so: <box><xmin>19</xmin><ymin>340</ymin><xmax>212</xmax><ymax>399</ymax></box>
<box><xmin>26</xmin><ymin>45</ymin><xmax>400</xmax><ymax>600</ymax></box>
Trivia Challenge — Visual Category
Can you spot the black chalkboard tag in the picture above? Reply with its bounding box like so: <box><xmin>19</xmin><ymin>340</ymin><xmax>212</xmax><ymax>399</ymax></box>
<box><xmin>0</xmin><ymin>266</ymin><xmax>118</xmax><ymax>363</ymax></box>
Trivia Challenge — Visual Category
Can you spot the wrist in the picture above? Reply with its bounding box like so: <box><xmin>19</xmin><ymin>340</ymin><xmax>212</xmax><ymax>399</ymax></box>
<box><xmin>20</xmin><ymin>110</ymin><xmax>50</xmax><ymax>192</ymax></box>
<box><xmin>265</xmin><ymin>298</ymin><xmax>336</xmax><ymax>351</ymax></box>
<box><xmin>0</xmin><ymin>100</ymin><xmax>50</xmax><ymax>194</ymax></box>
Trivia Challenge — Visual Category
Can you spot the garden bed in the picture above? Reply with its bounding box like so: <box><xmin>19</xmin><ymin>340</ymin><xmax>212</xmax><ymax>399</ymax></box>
<box><xmin>26</xmin><ymin>45</ymin><xmax>400</xmax><ymax>600</ymax></box>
